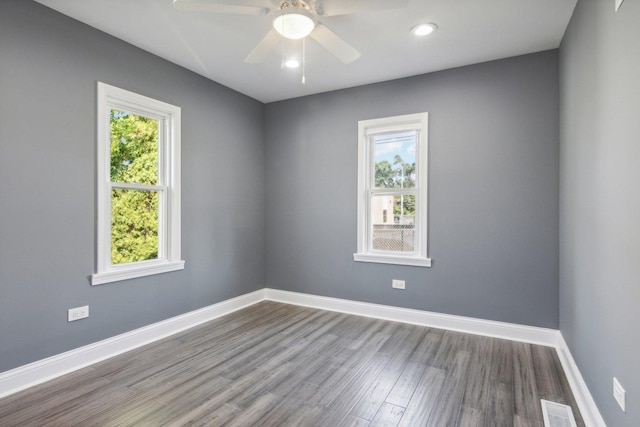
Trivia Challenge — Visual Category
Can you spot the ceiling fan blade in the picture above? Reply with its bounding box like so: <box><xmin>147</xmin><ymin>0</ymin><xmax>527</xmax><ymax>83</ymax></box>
<box><xmin>172</xmin><ymin>0</ymin><xmax>268</xmax><ymax>15</ymax></box>
<box><xmin>309</xmin><ymin>24</ymin><xmax>361</xmax><ymax>64</ymax></box>
<box><xmin>245</xmin><ymin>29</ymin><xmax>281</xmax><ymax>63</ymax></box>
<box><xmin>318</xmin><ymin>0</ymin><xmax>409</xmax><ymax>16</ymax></box>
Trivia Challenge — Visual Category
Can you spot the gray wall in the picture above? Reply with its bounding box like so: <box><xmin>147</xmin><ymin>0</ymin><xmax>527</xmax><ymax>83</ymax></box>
<box><xmin>265</xmin><ymin>50</ymin><xmax>560</xmax><ymax>328</ymax></box>
<box><xmin>559</xmin><ymin>0</ymin><xmax>640</xmax><ymax>425</ymax></box>
<box><xmin>0</xmin><ymin>1</ymin><xmax>265</xmax><ymax>372</ymax></box>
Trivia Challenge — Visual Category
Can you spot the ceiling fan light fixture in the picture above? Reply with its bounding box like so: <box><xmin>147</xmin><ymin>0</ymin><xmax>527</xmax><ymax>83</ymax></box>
<box><xmin>273</xmin><ymin>8</ymin><xmax>315</xmax><ymax>40</ymax></box>
<box><xmin>411</xmin><ymin>23</ymin><xmax>438</xmax><ymax>37</ymax></box>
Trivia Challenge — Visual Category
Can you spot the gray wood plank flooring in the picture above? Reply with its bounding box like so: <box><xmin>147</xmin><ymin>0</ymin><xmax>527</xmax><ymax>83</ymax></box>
<box><xmin>0</xmin><ymin>301</ymin><xmax>585</xmax><ymax>426</ymax></box>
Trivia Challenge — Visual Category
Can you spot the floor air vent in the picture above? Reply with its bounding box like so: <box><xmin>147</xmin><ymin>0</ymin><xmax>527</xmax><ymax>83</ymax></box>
<box><xmin>541</xmin><ymin>399</ymin><xmax>578</xmax><ymax>427</ymax></box>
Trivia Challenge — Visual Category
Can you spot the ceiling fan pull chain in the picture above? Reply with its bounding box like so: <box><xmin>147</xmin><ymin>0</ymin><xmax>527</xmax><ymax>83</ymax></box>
<box><xmin>280</xmin><ymin>33</ymin><xmax>285</xmax><ymax>69</ymax></box>
<box><xmin>302</xmin><ymin>37</ymin><xmax>306</xmax><ymax>84</ymax></box>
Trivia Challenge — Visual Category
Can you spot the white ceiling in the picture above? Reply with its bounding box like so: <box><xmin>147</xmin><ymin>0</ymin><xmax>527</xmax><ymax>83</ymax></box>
<box><xmin>34</xmin><ymin>0</ymin><xmax>577</xmax><ymax>103</ymax></box>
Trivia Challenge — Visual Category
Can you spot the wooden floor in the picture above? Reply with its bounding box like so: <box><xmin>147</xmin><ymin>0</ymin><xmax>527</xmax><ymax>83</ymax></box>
<box><xmin>0</xmin><ymin>301</ymin><xmax>584</xmax><ymax>427</ymax></box>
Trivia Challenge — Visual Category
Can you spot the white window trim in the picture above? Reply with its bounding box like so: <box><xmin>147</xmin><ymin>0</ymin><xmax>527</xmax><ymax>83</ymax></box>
<box><xmin>92</xmin><ymin>82</ymin><xmax>184</xmax><ymax>285</ymax></box>
<box><xmin>354</xmin><ymin>112</ymin><xmax>432</xmax><ymax>267</ymax></box>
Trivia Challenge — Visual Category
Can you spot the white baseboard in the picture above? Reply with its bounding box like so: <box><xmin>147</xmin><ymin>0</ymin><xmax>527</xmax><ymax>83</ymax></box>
<box><xmin>556</xmin><ymin>334</ymin><xmax>607</xmax><ymax>427</ymax></box>
<box><xmin>0</xmin><ymin>289</ymin><xmax>265</xmax><ymax>399</ymax></box>
<box><xmin>264</xmin><ymin>288</ymin><xmax>560</xmax><ymax>346</ymax></box>
<box><xmin>0</xmin><ymin>287</ymin><xmax>605</xmax><ymax>427</ymax></box>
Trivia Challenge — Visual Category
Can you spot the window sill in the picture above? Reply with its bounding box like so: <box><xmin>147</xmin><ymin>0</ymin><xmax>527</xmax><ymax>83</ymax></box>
<box><xmin>353</xmin><ymin>253</ymin><xmax>432</xmax><ymax>267</ymax></box>
<box><xmin>91</xmin><ymin>260</ymin><xmax>185</xmax><ymax>285</ymax></box>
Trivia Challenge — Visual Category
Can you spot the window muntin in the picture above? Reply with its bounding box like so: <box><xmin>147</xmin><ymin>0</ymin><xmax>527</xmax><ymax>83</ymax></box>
<box><xmin>354</xmin><ymin>113</ymin><xmax>431</xmax><ymax>267</ymax></box>
<box><xmin>92</xmin><ymin>83</ymin><xmax>184</xmax><ymax>285</ymax></box>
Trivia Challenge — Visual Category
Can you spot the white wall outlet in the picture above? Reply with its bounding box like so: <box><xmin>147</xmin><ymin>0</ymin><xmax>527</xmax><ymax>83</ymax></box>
<box><xmin>613</xmin><ymin>377</ymin><xmax>626</xmax><ymax>412</ymax></box>
<box><xmin>615</xmin><ymin>0</ymin><xmax>624</xmax><ymax>12</ymax></box>
<box><xmin>68</xmin><ymin>305</ymin><xmax>89</xmax><ymax>322</ymax></box>
<box><xmin>392</xmin><ymin>279</ymin><xmax>405</xmax><ymax>290</ymax></box>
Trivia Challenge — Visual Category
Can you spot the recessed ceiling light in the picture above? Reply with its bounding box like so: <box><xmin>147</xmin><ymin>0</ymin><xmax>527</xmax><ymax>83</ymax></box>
<box><xmin>284</xmin><ymin>59</ymin><xmax>300</xmax><ymax>69</ymax></box>
<box><xmin>411</xmin><ymin>23</ymin><xmax>438</xmax><ymax>37</ymax></box>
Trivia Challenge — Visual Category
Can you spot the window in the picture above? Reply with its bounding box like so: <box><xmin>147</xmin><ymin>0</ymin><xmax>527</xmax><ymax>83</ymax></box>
<box><xmin>92</xmin><ymin>82</ymin><xmax>184</xmax><ymax>285</ymax></box>
<box><xmin>354</xmin><ymin>113</ymin><xmax>431</xmax><ymax>267</ymax></box>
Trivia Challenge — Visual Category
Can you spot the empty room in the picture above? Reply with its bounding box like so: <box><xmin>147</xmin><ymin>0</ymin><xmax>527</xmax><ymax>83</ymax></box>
<box><xmin>0</xmin><ymin>0</ymin><xmax>637</xmax><ymax>426</ymax></box>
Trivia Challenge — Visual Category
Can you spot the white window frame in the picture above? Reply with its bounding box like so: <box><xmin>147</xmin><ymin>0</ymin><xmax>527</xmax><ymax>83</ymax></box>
<box><xmin>91</xmin><ymin>82</ymin><xmax>184</xmax><ymax>285</ymax></box>
<box><xmin>354</xmin><ymin>112</ymin><xmax>431</xmax><ymax>267</ymax></box>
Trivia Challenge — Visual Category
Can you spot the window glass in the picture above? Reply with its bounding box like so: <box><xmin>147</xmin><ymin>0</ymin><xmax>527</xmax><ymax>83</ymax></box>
<box><xmin>111</xmin><ymin>188</ymin><xmax>159</xmax><ymax>264</ymax></box>
<box><xmin>371</xmin><ymin>194</ymin><xmax>415</xmax><ymax>253</ymax></box>
<box><xmin>372</xmin><ymin>131</ymin><xmax>416</xmax><ymax>189</ymax></box>
<box><xmin>109</xmin><ymin>110</ymin><xmax>159</xmax><ymax>185</ymax></box>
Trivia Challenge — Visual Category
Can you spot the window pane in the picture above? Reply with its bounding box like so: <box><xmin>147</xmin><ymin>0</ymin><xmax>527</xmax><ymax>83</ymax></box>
<box><xmin>111</xmin><ymin>188</ymin><xmax>159</xmax><ymax>264</ymax></box>
<box><xmin>110</xmin><ymin>109</ymin><xmax>158</xmax><ymax>185</ymax></box>
<box><xmin>371</xmin><ymin>194</ymin><xmax>416</xmax><ymax>253</ymax></box>
<box><xmin>372</xmin><ymin>131</ymin><xmax>417</xmax><ymax>189</ymax></box>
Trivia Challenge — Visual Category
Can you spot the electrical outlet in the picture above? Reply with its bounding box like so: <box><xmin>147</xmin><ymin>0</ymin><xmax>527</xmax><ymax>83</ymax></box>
<box><xmin>615</xmin><ymin>0</ymin><xmax>624</xmax><ymax>12</ymax></box>
<box><xmin>392</xmin><ymin>279</ymin><xmax>405</xmax><ymax>290</ymax></box>
<box><xmin>613</xmin><ymin>377</ymin><xmax>626</xmax><ymax>412</ymax></box>
<box><xmin>68</xmin><ymin>305</ymin><xmax>89</xmax><ymax>322</ymax></box>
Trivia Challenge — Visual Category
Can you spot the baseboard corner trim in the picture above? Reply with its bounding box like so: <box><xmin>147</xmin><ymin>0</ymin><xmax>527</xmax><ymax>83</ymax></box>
<box><xmin>556</xmin><ymin>334</ymin><xmax>607</xmax><ymax>427</ymax></box>
<box><xmin>263</xmin><ymin>288</ymin><xmax>560</xmax><ymax>347</ymax></box>
<box><xmin>0</xmin><ymin>288</ymin><xmax>266</xmax><ymax>399</ymax></box>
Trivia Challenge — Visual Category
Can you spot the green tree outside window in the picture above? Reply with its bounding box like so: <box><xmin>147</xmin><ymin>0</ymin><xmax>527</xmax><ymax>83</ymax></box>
<box><xmin>109</xmin><ymin>110</ymin><xmax>159</xmax><ymax>264</ymax></box>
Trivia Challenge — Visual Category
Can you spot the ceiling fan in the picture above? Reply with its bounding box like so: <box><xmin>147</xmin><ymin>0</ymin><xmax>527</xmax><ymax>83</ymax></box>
<box><xmin>172</xmin><ymin>0</ymin><xmax>409</xmax><ymax>64</ymax></box>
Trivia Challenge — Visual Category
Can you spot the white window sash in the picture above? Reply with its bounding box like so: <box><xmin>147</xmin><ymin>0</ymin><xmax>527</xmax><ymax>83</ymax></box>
<box><xmin>354</xmin><ymin>112</ymin><xmax>431</xmax><ymax>267</ymax></box>
<box><xmin>92</xmin><ymin>82</ymin><xmax>184</xmax><ymax>285</ymax></box>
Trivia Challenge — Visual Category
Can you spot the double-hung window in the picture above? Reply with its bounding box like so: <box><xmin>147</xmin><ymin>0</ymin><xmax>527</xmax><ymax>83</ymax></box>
<box><xmin>92</xmin><ymin>82</ymin><xmax>184</xmax><ymax>285</ymax></box>
<box><xmin>354</xmin><ymin>113</ymin><xmax>431</xmax><ymax>267</ymax></box>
